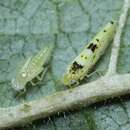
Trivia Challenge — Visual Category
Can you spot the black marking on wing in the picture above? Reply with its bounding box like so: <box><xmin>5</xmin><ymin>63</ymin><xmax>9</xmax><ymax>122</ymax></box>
<box><xmin>87</xmin><ymin>43</ymin><xmax>98</xmax><ymax>52</ymax></box>
<box><xmin>96</xmin><ymin>39</ymin><xmax>99</xmax><ymax>42</ymax></box>
<box><xmin>71</xmin><ymin>61</ymin><xmax>83</xmax><ymax>72</ymax></box>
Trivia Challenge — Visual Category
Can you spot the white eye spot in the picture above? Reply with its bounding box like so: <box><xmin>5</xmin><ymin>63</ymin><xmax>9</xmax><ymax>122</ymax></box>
<box><xmin>22</xmin><ymin>72</ymin><xmax>26</xmax><ymax>77</ymax></box>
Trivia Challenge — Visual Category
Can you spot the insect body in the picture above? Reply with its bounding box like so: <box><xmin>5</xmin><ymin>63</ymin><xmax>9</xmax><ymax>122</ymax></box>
<box><xmin>62</xmin><ymin>21</ymin><xmax>116</xmax><ymax>86</ymax></box>
<box><xmin>11</xmin><ymin>44</ymin><xmax>54</xmax><ymax>92</ymax></box>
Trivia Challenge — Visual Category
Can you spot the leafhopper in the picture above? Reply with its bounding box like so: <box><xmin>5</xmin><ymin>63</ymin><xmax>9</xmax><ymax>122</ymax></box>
<box><xmin>62</xmin><ymin>21</ymin><xmax>116</xmax><ymax>86</ymax></box>
<box><xmin>12</xmin><ymin>44</ymin><xmax>54</xmax><ymax>92</ymax></box>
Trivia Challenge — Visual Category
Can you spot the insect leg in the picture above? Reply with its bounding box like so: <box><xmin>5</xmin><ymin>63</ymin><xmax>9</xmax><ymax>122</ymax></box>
<box><xmin>30</xmin><ymin>81</ymin><xmax>37</xmax><ymax>86</ymax></box>
<box><xmin>75</xmin><ymin>81</ymin><xmax>79</xmax><ymax>86</ymax></box>
<box><xmin>15</xmin><ymin>88</ymin><xmax>26</xmax><ymax>98</ymax></box>
<box><xmin>29</xmin><ymin>70</ymin><xmax>46</xmax><ymax>87</ymax></box>
<box><xmin>30</xmin><ymin>68</ymin><xmax>48</xmax><ymax>86</ymax></box>
<box><xmin>36</xmin><ymin>67</ymin><xmax>48</xmax><ymax>81</ymax></box>
<box><xmin>86</xmin><ymin>70</ymin><xmax>104</xmax><ymax>78</ymax></box>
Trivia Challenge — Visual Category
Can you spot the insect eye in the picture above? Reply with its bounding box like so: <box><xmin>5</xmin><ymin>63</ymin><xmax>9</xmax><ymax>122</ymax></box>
<box><xmin>22</xmin><ymin>72</ymin><xmax>27</xmax><ymax>77</ymax></box>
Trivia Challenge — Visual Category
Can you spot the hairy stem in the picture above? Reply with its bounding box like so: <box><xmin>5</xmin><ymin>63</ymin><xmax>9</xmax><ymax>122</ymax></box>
<box><xmin>106</xmin><ymin>0</ymin><xmax>130</xmax><ymax>75</ymax></box>
<box><xmin>1</xmin><ymin>74</ymin><xmax>130</xmax><ymax>129</ymax></box>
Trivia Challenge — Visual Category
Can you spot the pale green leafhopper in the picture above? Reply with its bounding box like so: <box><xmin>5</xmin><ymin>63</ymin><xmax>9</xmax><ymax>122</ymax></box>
<box><xmin>12</xmin><ymin>44</ymin><xmax>54</xmax><ymax>92</ymax></box>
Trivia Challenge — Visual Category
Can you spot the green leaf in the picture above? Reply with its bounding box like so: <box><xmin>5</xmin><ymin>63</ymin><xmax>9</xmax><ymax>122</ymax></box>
<box><xmin>0</xmin><ymin>0</ymin><xmax>130</xmax><ymax>130</ymax></box>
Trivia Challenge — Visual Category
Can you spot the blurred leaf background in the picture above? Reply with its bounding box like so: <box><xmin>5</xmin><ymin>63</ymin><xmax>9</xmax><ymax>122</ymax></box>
<box><xmin>0</xmin><ymin>0</ymin><xmax>130</xmax><ymax>130</ymax></box>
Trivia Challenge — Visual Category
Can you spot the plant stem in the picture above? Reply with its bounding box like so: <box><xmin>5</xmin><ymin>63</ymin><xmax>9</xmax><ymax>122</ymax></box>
<box><xmin>106</xmin><ymin>0</ymin><xmax>130</xmax><ymax>76</ymax></box>
<box><xmin>1</xmin><ymin>74</ymin><xmax>130</xmax><ymax>129</ymax></box>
